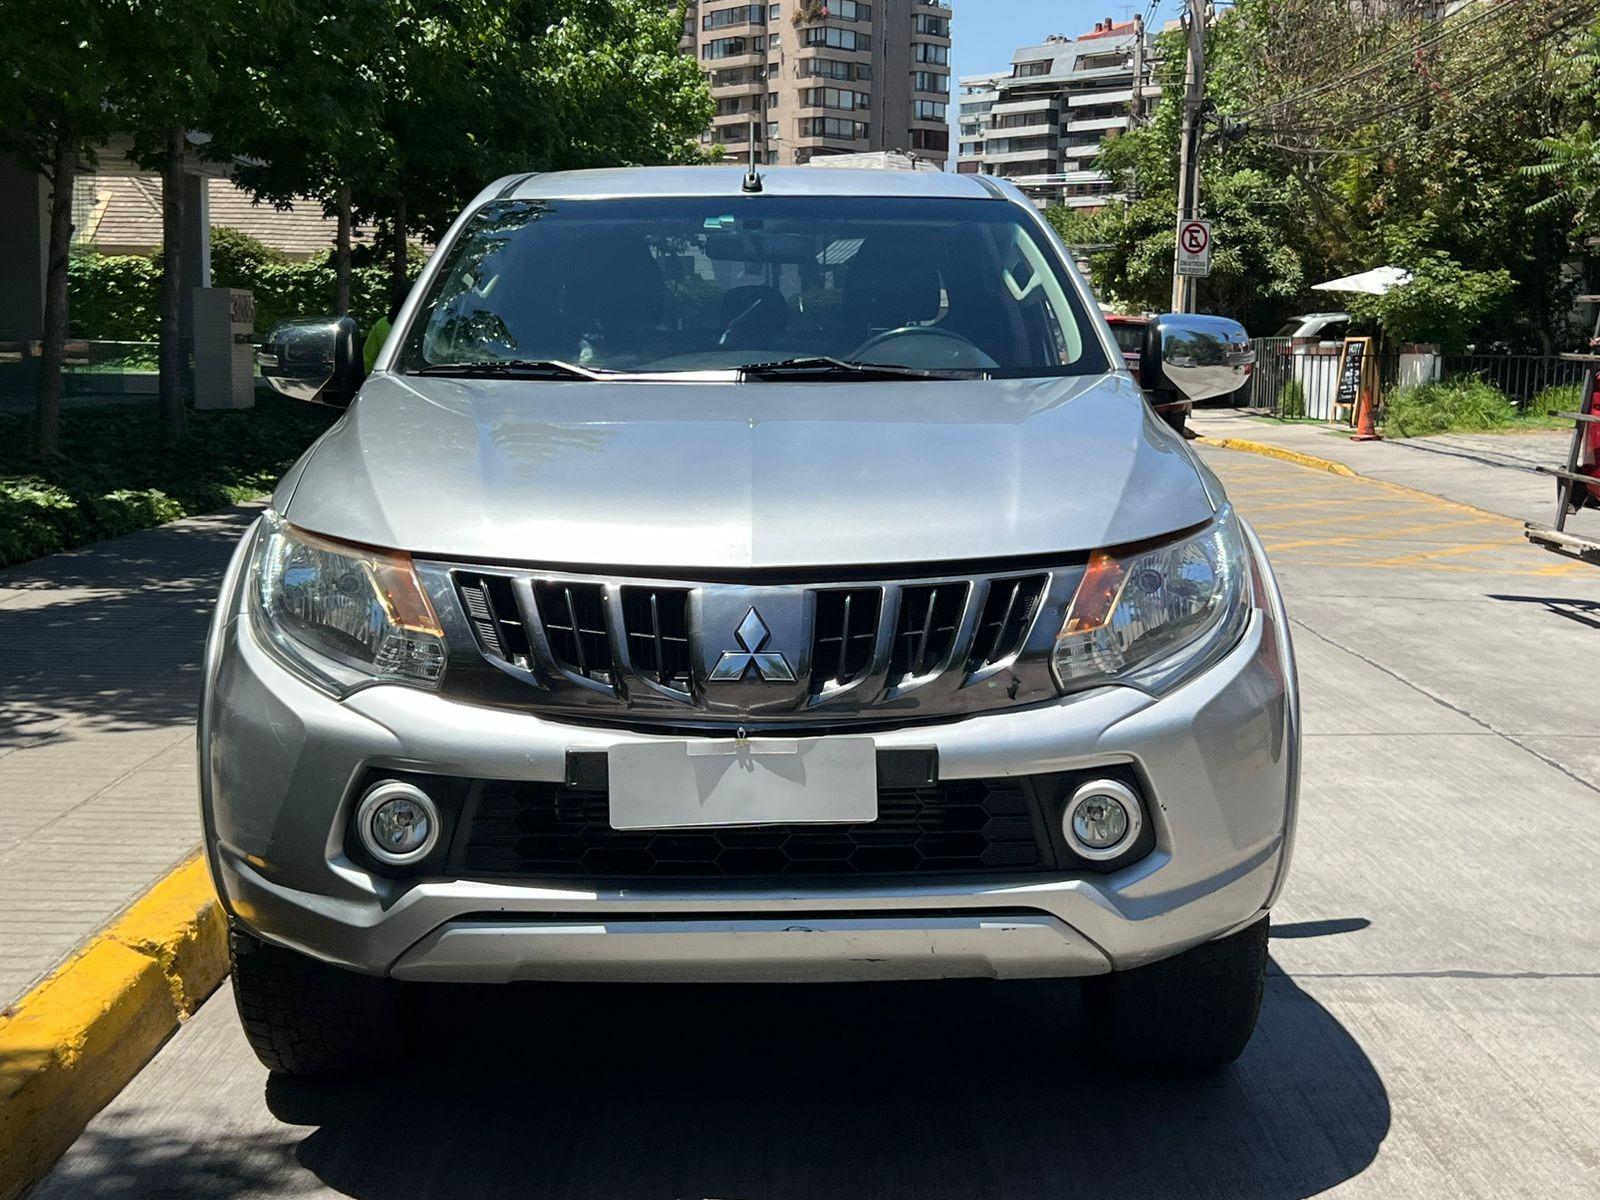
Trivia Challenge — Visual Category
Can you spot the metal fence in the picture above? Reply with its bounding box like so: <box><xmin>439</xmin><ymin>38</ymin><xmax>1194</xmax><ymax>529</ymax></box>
<box><xmin>1440</xmin><ymin>353</ymin><xmax>1588</xmax><ymax>404</ymax></box>
<box><xmin>1243</xmin><ymin>340</ymin><xmax>1586</xmax><ymax>419</ymax></box>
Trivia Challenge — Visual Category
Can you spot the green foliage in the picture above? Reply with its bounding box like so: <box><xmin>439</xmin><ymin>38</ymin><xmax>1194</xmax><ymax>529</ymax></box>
<box><xmin>0</xmin><ymin>395</ymin><xmax>335</xmax><ymax>567</ymax></box>
<box><xmin>1348</xmin><ymin>250</ymin><xmax>1514</xmax><ymax>350</ymax></box>
<box><xmin>1277</xmin><ymin>379</ymin><xmax>1307</xmax><ymax>419</ymax></box>
<box><xmin>67</xmin><ymin>251</ymin><xmax>161</xmax><ymax>341</ymax></box>
<box><xmin>1050</xmin><ymin>0</ymin><xmax>1591</xmax><ymax>348</ymax></box>
<box><xmin>1530</xmin><ymin>383</ymin><xmax>1583</xmax><ymax>418</ymax></box>
<box><xmin>1382</xmin><ymin>377</ymin><xmax>1516</xmax><ymax>438</ymax></box>
<box><xmin>68</xmin><ymin>228</ymin><xmax>419</xmax><ymax>340</ymax></box>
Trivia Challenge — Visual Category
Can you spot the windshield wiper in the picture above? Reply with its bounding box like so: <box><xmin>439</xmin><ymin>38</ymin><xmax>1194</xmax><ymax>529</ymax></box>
<box><xmin>411</xmin><ymin>359</ymin><xmax>607</xmax><ymax>381</ymax></box>
<box><xmin>738</xmin><ymin>356</ymin><xmax>978</xmax><ymax>382</ymax></box>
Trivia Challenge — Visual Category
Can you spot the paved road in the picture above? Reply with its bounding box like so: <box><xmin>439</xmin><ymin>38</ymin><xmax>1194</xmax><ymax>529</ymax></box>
<box><xmin>1191</xmin><ymin>408</ymin><xmax>1598</xmax><ymax>533</ymax></box>
<box><xmin>0</xmin><ymin>505</ymin><xmax>259</xmax><ymax>1006</ymax></box>
<box><xmin>31</xmin><ymin>448</ymin><xmax>1600</xmax><ymax>1198</ymax></box>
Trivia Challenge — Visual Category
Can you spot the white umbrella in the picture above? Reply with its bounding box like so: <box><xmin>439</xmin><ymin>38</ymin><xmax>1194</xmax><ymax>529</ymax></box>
<box><xmin>1311</xmin><ymin>265</ymin><xmax>1413</xmax><ymax>295</ymax></box>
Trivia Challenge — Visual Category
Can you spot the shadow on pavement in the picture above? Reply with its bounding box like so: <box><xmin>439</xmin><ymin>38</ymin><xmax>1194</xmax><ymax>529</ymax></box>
<box><xmin>0</xmin><ymin>507</ymin><xmax>255</xmax><ymax>749</ymax></box>
<box><xmin>241</xmin><ymin>962</ymin><xmax>1389</xmax><ymax>1200</ymax></box>
<box><xmin>1489</xmin><ymin>593</ymin><xmax>1600</xmax><ymax>630</ymax></box>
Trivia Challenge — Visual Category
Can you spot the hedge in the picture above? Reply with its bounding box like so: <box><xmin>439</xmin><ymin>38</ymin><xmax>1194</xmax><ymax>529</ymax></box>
<box><xmin>69</xmin><ymin>226</ymin><xmax>423</xmax><ymax>342</ymax></box>
<box><xmin>0</xmin><ymin>395</ymin><xmax>335</xmax><ymax>568</ymax></box>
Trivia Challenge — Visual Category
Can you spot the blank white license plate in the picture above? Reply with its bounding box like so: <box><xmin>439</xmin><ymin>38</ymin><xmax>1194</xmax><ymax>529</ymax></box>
<box><xmin>607</xmin><ymin>737</ymin><xmax>877</xmax><ymax>831</ymax></box>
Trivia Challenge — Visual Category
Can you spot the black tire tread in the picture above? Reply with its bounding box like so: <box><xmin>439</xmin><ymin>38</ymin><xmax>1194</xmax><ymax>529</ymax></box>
<box><xmin>1082</xmin><ymin>914</ymin><xmax>1269</xmax><ymax>1074</ymax></box>
<box><xmin>229</xmin><ymin>925</ymin><xmax>401</xmax><ymax>1076</ymax></box>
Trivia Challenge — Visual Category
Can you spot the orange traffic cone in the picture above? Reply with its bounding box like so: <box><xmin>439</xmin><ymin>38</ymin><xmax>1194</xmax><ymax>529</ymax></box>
<box><xmin>1351</xmin><ymin>382</ymin><xmax>1381</xmax><ymax>441</ymax></box>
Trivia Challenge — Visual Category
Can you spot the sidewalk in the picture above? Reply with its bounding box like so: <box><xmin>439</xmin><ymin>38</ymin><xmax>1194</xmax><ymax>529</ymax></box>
<box><xmin>1189</xmin><ymin>408</ymin><xmax>1586</xmax><ymax>529</ymax></box>
<box><xmin>0</xmin><ymin>506</ymin><xmax>258</xmax><ymax>1008</ymax></box>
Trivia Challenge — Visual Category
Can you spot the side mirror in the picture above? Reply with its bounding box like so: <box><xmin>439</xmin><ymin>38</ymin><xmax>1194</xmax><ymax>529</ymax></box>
<box><xmin>257</xmin><ymin>316</ymin><xmax>366</xmax><ymax>407</ymax></box>
<box><xmin>1141</xmin><ymin>313</ymin><xmax>1255</xmax><ymax>404</ymax></box>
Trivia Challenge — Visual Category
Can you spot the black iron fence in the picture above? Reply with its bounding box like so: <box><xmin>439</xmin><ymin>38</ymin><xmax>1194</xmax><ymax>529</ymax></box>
<box><xmin>1440</xmin><ymin>353</ymin><xmax>1587</xmax><ymax>404</ymax></box>
<box><xmin>1242</xmin><ymin>339</ymin><xmax>1586</xmax><ymax>419</ymax></box>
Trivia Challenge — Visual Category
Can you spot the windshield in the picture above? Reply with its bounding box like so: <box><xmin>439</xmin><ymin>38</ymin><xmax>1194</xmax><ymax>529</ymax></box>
<box><xmin>398</xmin><ymin>195</ymin><xmax>1109</xmax><ymax>379</ymax></box>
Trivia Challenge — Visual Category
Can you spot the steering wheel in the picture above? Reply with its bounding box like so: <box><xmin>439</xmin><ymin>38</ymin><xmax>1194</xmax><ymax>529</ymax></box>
<box><xmin>850</xmin><ymin>326</ymin><xmax>998</xmax><ymax>371</ymax></box>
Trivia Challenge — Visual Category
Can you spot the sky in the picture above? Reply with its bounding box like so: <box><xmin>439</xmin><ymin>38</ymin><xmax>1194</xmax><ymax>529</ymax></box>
<box><xmin>947</xmin><ymin>0</ymin><xmax>1174</xmax><ymax>150</ymax></box>
<box><xmin>951</xmin><ymin>0</ymin><xmax>1174</xmax><ymax>82</ymax></box>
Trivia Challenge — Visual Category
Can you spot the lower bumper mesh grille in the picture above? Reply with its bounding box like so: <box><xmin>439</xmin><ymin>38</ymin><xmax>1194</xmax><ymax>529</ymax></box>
<box><xmin>460</xmin><ymin>778</ymin><xmax>1048</xmax><ymax>879</ymax></box>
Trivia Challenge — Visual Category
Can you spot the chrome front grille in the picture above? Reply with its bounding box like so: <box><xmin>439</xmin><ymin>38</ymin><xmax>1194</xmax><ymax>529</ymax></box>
<box><xmin>428</xmin><ymin>560</ymin><xmax>1084</xmax><ymax>726</ymax></box>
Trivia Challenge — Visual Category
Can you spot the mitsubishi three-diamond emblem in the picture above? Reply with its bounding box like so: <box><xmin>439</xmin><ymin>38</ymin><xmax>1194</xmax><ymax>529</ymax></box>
<box><xmin>710</xmin><ymin>607</ymin><xmax>797</xmax><ymax>683</ymax></box>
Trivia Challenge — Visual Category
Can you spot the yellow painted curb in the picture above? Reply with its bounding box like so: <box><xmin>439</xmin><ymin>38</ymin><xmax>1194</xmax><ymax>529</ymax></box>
<box><xmin>1197</xmin><ymin>436</ymin><xmax>1360</xmax><ymax>478</ymax></box>
<box><xmin>0</xmin><ymin>853</ymin><xmax>226</xmax><ymax>1200</ymax></box>
<box><xmin>1199</xmin><ymin>434</ymin><xmax>1524</xmax><ymax>528</ymax></box>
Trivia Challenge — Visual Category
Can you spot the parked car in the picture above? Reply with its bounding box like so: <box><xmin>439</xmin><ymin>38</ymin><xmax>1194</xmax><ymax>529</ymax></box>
<box><xmin>1274</xmin><ymin>312</ymin><xmax>1351</xmax><ymax>342</ymax></box>
<box><xmin>217</xmin><ymin>167</ymin><xmax>1296</xmax><ymax>1078</ymax></box>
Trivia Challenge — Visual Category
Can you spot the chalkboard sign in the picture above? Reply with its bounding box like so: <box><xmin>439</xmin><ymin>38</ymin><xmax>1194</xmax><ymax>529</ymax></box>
<box><xmin>1335</xmin><ymin>337</ymin><xmax>1373</xmax><ymax>416</ymax></box>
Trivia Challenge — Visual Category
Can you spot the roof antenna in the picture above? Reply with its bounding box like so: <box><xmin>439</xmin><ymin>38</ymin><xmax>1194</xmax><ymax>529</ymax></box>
<box><xmin>743</xmin><ymin>119</ymin><xmax>764</xmax><ymax>193</ymax></box>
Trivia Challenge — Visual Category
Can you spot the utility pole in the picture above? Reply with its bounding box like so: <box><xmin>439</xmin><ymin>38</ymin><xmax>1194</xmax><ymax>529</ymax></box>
<box><xmin>1171</xmin><ymin>0</ymin><xmax>1206</xmax><ymax>313</ymax></box>
<box><xmin>1129</xmin><ymin>13</ymin><xmax>1146</xmax><ymax>130</ymax></box>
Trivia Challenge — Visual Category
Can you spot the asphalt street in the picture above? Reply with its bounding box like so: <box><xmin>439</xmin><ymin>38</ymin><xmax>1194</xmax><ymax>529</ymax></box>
<box><xmin>29</xmin><ymin>445</ymin><xmax>1600</xmax><ymax>1199</ymax></box>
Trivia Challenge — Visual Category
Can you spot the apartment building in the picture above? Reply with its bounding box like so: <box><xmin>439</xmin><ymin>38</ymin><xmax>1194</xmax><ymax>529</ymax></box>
<box><xmin>956</xmin><ymin>18</ymin><xmax>1157</xmax><ymax>209</ymax></box>
<box><xmin>680</xmin><ymin>1</ymin><xmax>953</xmax><ymax>168</ymax></box>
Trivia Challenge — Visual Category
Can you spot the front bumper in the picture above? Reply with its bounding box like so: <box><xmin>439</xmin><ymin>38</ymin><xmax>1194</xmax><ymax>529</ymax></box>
<box><xmin>199</xmin><ymin>524</ymin><xmax>1299</xmax><ymax>983</ymax></box>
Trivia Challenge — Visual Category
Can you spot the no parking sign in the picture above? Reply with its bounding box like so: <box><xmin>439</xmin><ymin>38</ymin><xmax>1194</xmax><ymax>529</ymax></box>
<box><xmin>1176</xmin><ymin>218</ymin><xmax>1212</xmax><ymax>277</ymax></box>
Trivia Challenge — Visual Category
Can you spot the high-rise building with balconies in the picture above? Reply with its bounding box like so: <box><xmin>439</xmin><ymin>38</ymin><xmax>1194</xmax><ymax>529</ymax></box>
<box><xmin>680</xmin><ymin>1</ymin><xmax>952</xmax><ymax>168</ymax></box>
<box><xmin>956</xmin><ymin>18</ymin><xmax>1158</xmax><ymax>209</ymax></box>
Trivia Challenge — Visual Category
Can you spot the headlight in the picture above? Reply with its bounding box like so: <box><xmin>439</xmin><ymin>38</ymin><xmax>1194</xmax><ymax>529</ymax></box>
<box><xmin>1052</xmin><ymin>508</ymin><xmax>1250</xmax><ymax>694</ymax></box>
<box><xmin>250</xmin><ymin>511</ymin><xmax>445</xmax><ymax>695</ymax></box>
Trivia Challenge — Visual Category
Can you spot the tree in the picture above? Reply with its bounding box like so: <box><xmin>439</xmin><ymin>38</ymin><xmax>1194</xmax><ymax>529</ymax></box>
<box><xmin>103</xmin><ymin>0</ymin><xmax>272</xmax><ymax>445</ymax></box>
<box><xmin>224</xmin><ymin>0</ymin><xmax>394</xmax><ymax>317</ymax></box>
<box><xmin>0</xmin><ymin>0</ymin><xmax>116</xmax><ymax>456</ymax></box>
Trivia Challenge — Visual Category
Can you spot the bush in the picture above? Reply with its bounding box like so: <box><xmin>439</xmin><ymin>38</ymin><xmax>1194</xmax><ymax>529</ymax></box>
<box><xmin>1277</xmin><ymin>379</ymin><xmax>1307</xmax><ymax>419</ymax></box>
<box><xmin>0</xmin><ymin>395</ymin><xmax>335</xmax><ymax>568</ymax></box>
<box><xmin>1382</xmin><ymin>377</ymin><xmax>1516</xmax><ymax>437</ymax></box>
<box><xmin>68</xmin><ymin>227</ymin><xmax>422</xmax><ymax>343</ymax></box>
<box><xmin>1529</xmin><ymin>383</ymin><xmax>1583</xmax><ymax>418</ymax></box>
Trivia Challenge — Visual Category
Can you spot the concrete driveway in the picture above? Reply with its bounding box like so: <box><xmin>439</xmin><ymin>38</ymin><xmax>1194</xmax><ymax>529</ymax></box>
<box><xmin>28</xmin><ymin>446</ymin><xmax>1600</xmax><ymax>1199</ymax></box>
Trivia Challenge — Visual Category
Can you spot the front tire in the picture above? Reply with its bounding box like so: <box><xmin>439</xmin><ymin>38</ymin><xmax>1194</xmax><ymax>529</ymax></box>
<box><xmin>1081</xmin><ymin>915</ymin><xmax>1268</xmax><ymax>1074</ymax></box>
<box><xmin>229</xmin><ymin>924</ymin><xmax>403</xmax><ymax>1076</ymax></box>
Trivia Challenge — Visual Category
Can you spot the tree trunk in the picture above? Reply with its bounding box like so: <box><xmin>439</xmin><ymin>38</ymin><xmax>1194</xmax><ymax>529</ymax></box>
<box><xmin>33</xmin><ymin>135</ymin><xmax>76</xmax><ymax>459</ymax></box>
<box><xmin>334</xmin><ymin>184</ymin><xmax>353</xmax><ymax>316</ymax></box>
<box><xmin>389</xmin><ymin>194</ymin><xmax>408</xmax><ymax>319</ymax></box>
<box><xmin>158</xmin><ymin>126</ymin><xmax>186</xmax><ymax>446</ymax></box>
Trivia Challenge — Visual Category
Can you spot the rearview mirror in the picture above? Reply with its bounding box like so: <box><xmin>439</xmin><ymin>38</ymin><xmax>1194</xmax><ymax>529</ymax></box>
<box><xmin>257</xmin><ymin>316</ymin><xmax>366</xmax><ymax>407</ymax></box>
<box><xmin>1141</xmin><ymin>314</ymin><xmax>1254</xmax><ymax>403</ymax></box>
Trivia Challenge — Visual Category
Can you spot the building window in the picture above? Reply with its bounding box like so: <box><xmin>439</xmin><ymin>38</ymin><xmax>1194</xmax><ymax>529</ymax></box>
<box><xmin>913</xmin><ymin>100</ymin><xmax>947</xmax><ymax>122</ymax></box>
<box><xmin>715</xmin><ymin>96</ymin><xmax>747</xmax><ymax>116</ymax></box>
<box><xmin>834</xmin><ymin>0</ymin><xmax>872</xmax><ymax>19</ymax></box>
<box><xmin>799</xmin><ymin>56</ymin><xmax>852</xmax><ymax>81</ymax></box>
<box><xmin>912</xmin><ymin>71</ymin><xmax>948</xmax><ymax>95</ymax></box>
<box><xmin>766</xmin><ymin>149</ymin><xmax>780</xmax><ymax>164</ymax></box>
<box><xmin>913</xmin><ymin>13</ymin><xmax>949</xmax><ymax>36</ymax></box>
<box><xmin>913</xmin><ymin>42</ymin><xmax>949</xmax><ymax>65</ymax></box>
<box><xmin>703</xmin><ymin>5</ymin><xmax>767</xmax><ymax>31</ymax></box>
<box><xmin>769</xmin><ymin>3</ymin><xmax>780</xmax><ymax>17</ymax></box>
<box><xmin>768</xmin><ymin>91</ymin><xmax>779</xmax><ymax>108</ymax></box>
<box><xmin>801</xmin><ymin>86</ymin><xmax>865</xmax><ymax>111</ymax></box>
<box><xmin>797</xmin><ymin>116</ymin><xmax>869</xmax><ymax>140</ymax></box>
<box><xmin>910</xmin><ymin>128</ymin><xmax>950</xmax><ymax>152</ymax></box>
<box><xmin>1016</xmin><ymin>60</ymin><xmax>1050</xmax><ymax>77</ymax></box>
<box><xmin>803</xmin><ymin>26</ymin><xmax>870</xmax><ymax>51</ymax></box>
<box><xmin>704</xmin><ymin>37</ymin><xmax>751</xmax><ymax>59</ymax></box>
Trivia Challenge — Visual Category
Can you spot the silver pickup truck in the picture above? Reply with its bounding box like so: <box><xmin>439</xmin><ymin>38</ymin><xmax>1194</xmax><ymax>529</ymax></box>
<box><xmin>209</xmin><ymin>165</ymin><xmax>1296</xmax><ymax>1076</ymax></box>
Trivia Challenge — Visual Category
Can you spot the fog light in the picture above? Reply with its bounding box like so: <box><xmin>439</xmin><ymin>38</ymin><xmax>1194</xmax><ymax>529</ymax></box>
<box><xmin>356</xmin><ymin>781</ymin><xmax>440</xmax><ymax>866</ymax></box>
<box><xmin>1063</xmin><ymin>779</ymin><xmax>1143</xmax><ymax>861</ymax></box>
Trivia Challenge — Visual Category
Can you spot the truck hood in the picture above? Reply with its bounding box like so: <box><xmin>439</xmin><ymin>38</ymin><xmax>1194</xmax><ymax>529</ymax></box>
<box><xmin>278</xmin><ymin>372</ymin><xmax>1216</xmax><ymax>570</ymax></box>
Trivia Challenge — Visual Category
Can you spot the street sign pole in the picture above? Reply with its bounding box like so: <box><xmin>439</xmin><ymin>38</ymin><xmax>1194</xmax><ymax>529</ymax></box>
<box><xmin>1171</xmin><ymin>0</ymin><xmax>1207</xmax><ymax>313</ymax></box>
